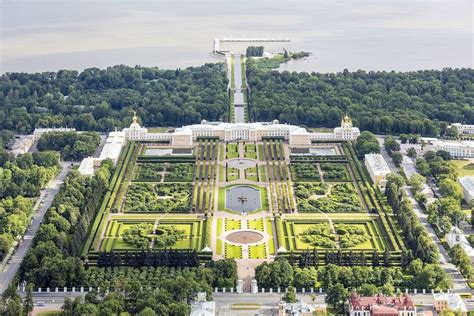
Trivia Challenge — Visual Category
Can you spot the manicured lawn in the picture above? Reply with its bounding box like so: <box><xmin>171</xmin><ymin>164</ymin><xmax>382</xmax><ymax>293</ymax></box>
<box><xmin>247</xmin><ymin>219</ymin><xmax>264</xmax><ymax>231</ymax></box>
<box><xmin>257</xmin><ymin>144</ymin><xmax>264</xmax><ymax>161</ymax></box>
<box><xmin>227</xmin><ymin>167</ymin><xmax>240</xmax><ymax>181</ymax></box>
<box><xmin>266</xmin><ymin>218</ymin><xmax>276</xmax><ymax>255</ymax></box>
<box><xmin>282</xmin><ymin>217</ymin><xmax>388</xmax><ymax>252</ymax></box>
<box><xmin>225</xmin><ymin>244</ymin><xmax>242</xmax><ymax>259</ymax></box>
<box><xmin>245</xmin><ymin>167</ymin><xmax>258</xmax><ymax>181</ymax></box>
<box><xmin>249</xmin><ymin>243</ymin><xmax>266</xmax><ymax>259</ymax></box>
<box><xmin>225</xmin><ymin>218</ymin><xmax>241</xmax><ymax>231</ymax></box>
<box><xmin>452</xmin><ymin>159</ymin><xmax>474</xmax><ymax>177</ymax></box>
<box><xmin>259</xmin><ymin>165</ymin><xmax>267</xmax><ymax>182</ymax></box>
<box><xmin>226</xmin><ymin>151</ymin><xmax>239</xmax><ymax>159</ymax></box>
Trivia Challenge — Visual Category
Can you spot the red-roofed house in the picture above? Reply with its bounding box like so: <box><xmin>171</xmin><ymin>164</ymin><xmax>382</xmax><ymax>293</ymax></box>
<box><xmin>348</xmin><ymin>292</ymin><xmax>416</xmax><ymax>316</ymax></box>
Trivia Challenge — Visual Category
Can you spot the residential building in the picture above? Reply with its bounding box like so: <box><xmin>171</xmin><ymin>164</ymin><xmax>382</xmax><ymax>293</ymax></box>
<box><xmin>446</xmin><ymin>226</ymin><xmax>474</xmax><ymax>263</ymax></box>
<box><xmin>348</xmin><ymin>293</ymin><xmax>415</xmax><ymax>316</ymax></box>
<box><xmin>364</xmin><ymin>153</ymin><xmax>392</xmax><ymax>191</ymax></box>
<box><xmin>433</xmin><ymin>293</ymin><xmax>468</xmax><ymax>316</ymax></box>
<box><xmin>33</xmin><ymin>127</ymin><xmax>76</xmax><ymax>141</ymax></box>
<box><xmin>425</xmin><ymin>139</ymin><xmax>474</xmax><ymax>158</ymax></box>
<box><xmin>449</xmin><ymin>123</ymin><xmax>474</xmax><ymax>135</ymax></box>
<box><xmin>10</xmin><ymin>135</ymin><xmax>35</xmax><ymax>157</ymax></box>
<box><xmin>278</xmin><ymin>300</ymin><xmax>327</xmax><ymax>316</ymax></box>
<box><xmin>458</xmin><ymin>176</ymin><xmax>474</xmax><ymax>203</ymax></box>
<box><xmin>121</xmin><ymin>114</ymin><xmax>360</xmax><ymax>146</ymax></box>
<box><xmin>190</xmin><ymin>292</ymin><xmax>215</xmax><ymax>316</ymax></box>
<box><xmin>78</xmin><ymin>131</ymin><xmax>126</xmax><ymax>175</ymax></box>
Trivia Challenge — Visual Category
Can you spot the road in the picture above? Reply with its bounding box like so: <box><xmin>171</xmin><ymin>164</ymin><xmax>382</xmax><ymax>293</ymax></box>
<box><xmin>0</xmin><ymin>162</ymin><xmax>74</xmax><ymax>294</ymax></box>
<box><xmin>378</xmin><ymin>138</ymin><xmax>471</xmax><ymax>293</ymax></box>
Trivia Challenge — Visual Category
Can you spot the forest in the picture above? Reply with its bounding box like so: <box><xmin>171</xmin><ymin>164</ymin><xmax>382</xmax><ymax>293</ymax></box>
<box><xmin>247</xmin><ymin>64</ymin><xmax>474</xmax><ymax>136</ymax></box>
<box><xmin>0</xmin><ymin>64</ymin><xmax>228</xmax><ymax>134</ymax></box>
<box><xmin>0</xmin><ymin>151</ymin><xmax>59</xmax><ymax>260</ymax></box>
<box><xmin>37</xmin><ymin>131</ymin><xmax>100</xmax><ymax>160</ymax></box>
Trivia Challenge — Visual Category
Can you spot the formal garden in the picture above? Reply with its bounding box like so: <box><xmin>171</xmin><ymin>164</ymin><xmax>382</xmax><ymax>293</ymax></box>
<box><xmin>294</xmin><ymin>182</ymin><xmax>364</xmax><ymax>212</ymax></box>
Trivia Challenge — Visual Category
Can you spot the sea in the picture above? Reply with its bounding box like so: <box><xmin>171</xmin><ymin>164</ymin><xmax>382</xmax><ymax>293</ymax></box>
<box><xmin>1</xmin><ymin>0</ymin><xmax>472</xmax><ymax>74</ymax></box>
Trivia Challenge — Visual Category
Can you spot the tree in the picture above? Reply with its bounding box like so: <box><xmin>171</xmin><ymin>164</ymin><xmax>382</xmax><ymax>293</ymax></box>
<box><xmin>406</xmin><ymin>147</ymin><xmax>417</xmax><ymax>159</ymax></box>
<box><xmin>391</xmin><ymin>152</ymin><xmax>403</xmax><ymax>167</ymax></box>
<box><xmin>445</xmin><ymin>126</ymin><xmax>459</xmax><ymax>138</ymax></box>
<box><xmin>355</xmin><ymin>131</ymin><xmax>380</xmax><ymax>158</ymax></box>
<box><xmin>326</xmin><ymin>283</ymin><xmax>348</xmax><ymax>312</ymax></box>
<box><xmin>409</xmin><ymin>173</ymin><xmax>426</xmax><ymax>193</ymax></box>
<box><xmin>439</xmin><ymin>178</ymin><xmax>463</xmax><ymax>201</ymax></box>
<box><xmin>358</xmin><ymin>284</ymin><xmax>378</xmax><ymax>296</ymax></box>
<box><xmin>384</xmin><ymin>137</ymin><xmax>400</xmax><ymax>155</ymax></box>
<box><xmin>23</xmin><ymin>285</ymin><xmax>34</xmax><ymax>315</ymax></box>
<box><xmin>283</xmin><ymin>286</ymin><xmax>297</xmax><ymax>303</ymax></box>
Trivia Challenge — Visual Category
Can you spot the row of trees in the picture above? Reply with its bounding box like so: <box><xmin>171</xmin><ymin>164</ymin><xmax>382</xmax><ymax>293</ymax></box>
<box><xmin>354</xmin><ymin>131</ymin><xmax>380</xmax><ymax>158</ymax></box>
<box><xmin>246</xmin><ymin>66</ymin><xmax>474</xmax><ymax>136</ymax></box>
<box><xmin>37</xmin><ymin>131</ymin><xmax>100</xmax><ymax>160</ymax></box>
<box><xmin>0</xmin><ymin>152</ymin><xmax>59</xmax><ymax>261</ymax></box>
<box><xmin>255</xmin><ymin>258</ymin><xmax>452</xmax><ymax>312</ymax></box>
<box><xmin>0</xmin><ymin>64</ymin><xmax>228</xmax><ymax>134</ymax></box>
<box><xmin>415</xmin><ymin>151</ymin><xmax>466</xmax><ymax>233</ymax></box>
<box><xmin>385</xmin><ymin>175</ymin><xmax>440</xmax><ymax>263</ymax></box>
<box><xmin>20</xmin><ymin>161</ymin><xmax>114</xmax><ymax>288</ymax></box>
<box><xmin>246</xmin><ymin>46</ymin><xmax>264</xmax><ymax>57</ymax></box>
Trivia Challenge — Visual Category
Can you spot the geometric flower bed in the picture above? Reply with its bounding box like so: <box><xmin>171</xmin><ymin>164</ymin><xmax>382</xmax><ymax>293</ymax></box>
<box><xmin>295</xmin><ymin>182</ymin><xmax>363</xmax><ymax>212</ymax></box>
<box><xmin>280</xmin><ymin>217</ymin><xmax>390</xmax><ymax>252</ymax></box>
<box><xmin>99</xmin><ymin>217</ymin><xmax>206</xmax><ymax>252</ymax></box>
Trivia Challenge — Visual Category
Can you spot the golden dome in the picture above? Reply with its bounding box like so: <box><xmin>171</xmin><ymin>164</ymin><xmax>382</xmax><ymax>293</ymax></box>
<box><xmin>341</xmin><ymin>114</ymin><xmax>352</xmax><ymax>125</ymax></box>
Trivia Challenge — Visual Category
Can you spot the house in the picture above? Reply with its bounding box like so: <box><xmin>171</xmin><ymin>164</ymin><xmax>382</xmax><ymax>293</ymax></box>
<box><xmin>364</xmin><ymin>154</ymin><xmax>392</xmax><ymax>191</ymax></box>
<box><xmin>433</xmin><ymin>293</ymin><xmax>468</xmax><ymax>316</ymax></box>
<box><xmin>10</xmin><ymin>135</ymin><xmax>35</xmax><ymax>157</ymax></box>
<box><xmin>445</xmin><ymin>226</ymin><xmax>474</xmax><ymax>263</ymax></box>
<box><xmin>278</xmin><ymin>300</ymin><xmax>327</xmax><ymax>316</ymax></box>
<box><xmin>190</xmin><ymin>292</ymin><xmax>215</xmax><ymax>316</ymax></box>
<box><xmin>458</xmin><ymin>176</ymin><xmax>474</xmax><ymax>203</ymax></box>
<box><xmin>348</xmin><ymin>293</ymin><xmax>415</xmax><ymax>316</ymax></box>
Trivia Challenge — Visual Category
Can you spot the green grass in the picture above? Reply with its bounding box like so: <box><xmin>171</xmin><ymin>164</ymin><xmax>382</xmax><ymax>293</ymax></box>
<box><xmin>282</xmin><ymin>217</ymin><xmax>388</xmax><ymax>252</ymax></box>
<box><xmin>225</xmin><ymin>244</ymin><xmax>242</xmax><ymax>259</ymax></box>
<box><xmin>266</xmin><ymin>218</ymin><xmax>276</xmax><ymax>254</ymax></box>
<box><xmin>257</xmin><ymin>144</ymin><xmax>264</xmax><ymax>161</ymax></box>
<box><xmin>247</xmin><ymin>219</ymin><xmax>264</xmax><ymax>231</ymax></box>
<box><xmin>226</xmin><ymin>151</ymin><xmax>239</xmax><ymax>159</ymax></box>
<box><xmin>249</xmin><ymin>243</ymin><xmax>266</xmax><ymax>259</ymax></box>
<box><xmin>245</xmin><ymin>167</ymin><xmax>258</xmax><ymax>181</ymax></box>
<box><xmin>230</xmin><ymin>304</ymin><xmax>261</xmax><ymax>310</ymax></box>
<box><xmin>452</xmin><ymin>159</ymin><xmax>474</xmax><ymax>177</ymax></box>
<box><xmin>230</xmin><ymin>55</ymin><xmax>235</xmax><ymax>89</ymax></box>
<box><xmin>240</xmin><ymin>55</ymin><xmax>247</xmax><ymax>89</ymax></box>
<box><xmin>253</xmin><ymin>54</ymin><xmax>291</xmax><ymax>71</ymax></box>
<box><xmin>259</xmin><ymin>165</ymin><xmax>267</xmax><ymax>182</ymax></box>
<box><xmin>225</xmin><ymin>218</ymin><xmax>241</xmax><ymax>231</ymax></box>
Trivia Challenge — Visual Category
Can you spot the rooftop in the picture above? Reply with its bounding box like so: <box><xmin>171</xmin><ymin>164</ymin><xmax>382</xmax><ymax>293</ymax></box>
<box><xmin>459</xmin><ymin>176</ymin><xmax>474</xmax><ymax>193</ymax></box>
<box><xmin>364</xmin><ymin>153</ymin><xmax>391</xmax><ymax>175</ymax></box>
<box><xmin>433</xmin><ymin>293</ymin><xmax>468</xmax><ymax>312</ymax></box>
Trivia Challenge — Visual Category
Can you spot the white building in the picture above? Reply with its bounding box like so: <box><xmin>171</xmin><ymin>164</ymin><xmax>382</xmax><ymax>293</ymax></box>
<box><xmin>449</xmin><ymin>123</ymin><xmax>474</xmax><ymax>135</ymax></box>
<box><xmin>446</xmin><ymin>226</ymin><xmax>474</xmax><ymax>263</ymax></box>
<box><xmin>458</xmin><ymin>176</ymin><xmax>474</xmax><ymax>203</ymax></box>
<box><xmin>279</xmin><ymin>300</ymin><xmax>326</xmax><ymax>316</ymax></box>
<box><xmin>433</xmin><ymin>293</ymin><xmax>468</xmax><ymax>315</ymax></box>
<box><xmin>425</xmin><ymin>139</ymin><xmax>474</xmax><ymax>158</ymax></box>
<box><xmin>190</xmin><ymin>293</ymin><xmax>215</xmax><ymax>316</ymax></box>
<box><xmin>10</xmin><ymin>135</ymin><xmax>35</xmax><ymax>157</ymax></box>
<box><xmin>364</xmin><ymin>153</ymin><xmax>392</xmax><ymax>191</ymax></box>
<box><xmin>122</xmin><ymin>114</ymin><xmax>360</xmax><ymax>146</ymax></box>
<box><xmin>33</xmin><ymin>127</ymin><xmax>76</xmax><ymax>141</ymax></box>
<box><xmin>78</xmin><ymin>130</ymin><xmax>126</xmax><ymax>175</ymax></box>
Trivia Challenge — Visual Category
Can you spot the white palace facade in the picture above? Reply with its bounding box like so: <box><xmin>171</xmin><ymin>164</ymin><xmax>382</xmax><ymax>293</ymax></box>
<box><xmin>123</xmin><ymin>114</ymin><xmax>360</xmax><ymax>146</ymax></box>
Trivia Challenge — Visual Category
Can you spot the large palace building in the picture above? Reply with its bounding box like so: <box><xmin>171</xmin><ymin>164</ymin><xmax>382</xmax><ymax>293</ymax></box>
<box><xmin>123</xmin><ymin>113</ymin><xmax>360</xmax><ymax>146</ymax></box>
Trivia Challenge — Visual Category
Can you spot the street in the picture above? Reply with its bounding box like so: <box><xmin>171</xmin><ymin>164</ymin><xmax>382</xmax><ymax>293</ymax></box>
<box><xmin>378</xmin><ymin>137</ymin><xmax>471</xmax><ymax>293</ymax></box>
<box><xmin>0</xmin><ymin>162</ymin><xmax>74</xmax><ymax>294</ymax></box>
